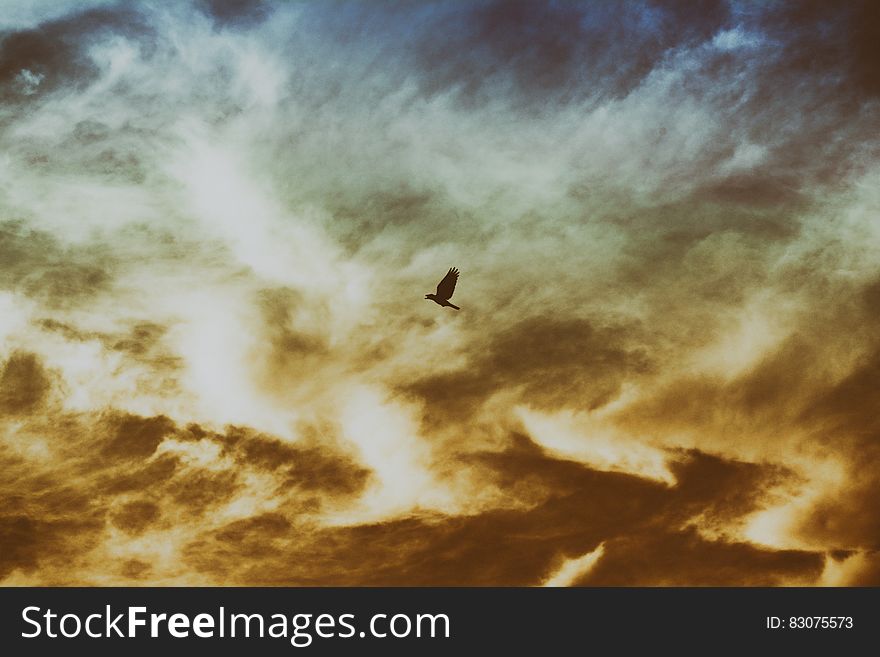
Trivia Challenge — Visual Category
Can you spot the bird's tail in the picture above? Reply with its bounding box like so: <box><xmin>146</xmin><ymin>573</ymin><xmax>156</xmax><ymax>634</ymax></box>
<box><xmin>447</xmin><ymin>303</ymin><xmax>460</xmax><ymax>310</ymax></box>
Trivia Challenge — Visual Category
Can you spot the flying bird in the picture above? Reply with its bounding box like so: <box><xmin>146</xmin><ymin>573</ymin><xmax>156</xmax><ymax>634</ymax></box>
<box><xmin>425</xmin><ymin>267</ymin><xmax>460</xmax><ymax>310</ymax></box>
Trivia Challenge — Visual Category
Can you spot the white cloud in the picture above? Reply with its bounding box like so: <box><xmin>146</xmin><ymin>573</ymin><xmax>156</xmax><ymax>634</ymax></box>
<box><xmin>543</xmin><ymin>543</ymin><xmax>606</xmax><ymax>586</ymax></box>
<box><xmin>14</xmin><ymin>69</ymin><xmax>44</xmax><ymax>95</ymax></box>
<box><xmin>516</xmin><ymin>402</ymin><xmax>674</xmax><ymax>484</ymax></box>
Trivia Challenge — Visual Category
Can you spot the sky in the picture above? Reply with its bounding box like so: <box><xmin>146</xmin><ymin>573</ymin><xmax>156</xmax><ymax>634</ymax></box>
<box><xmin>1</xmin><ymin>0</ymin><xmax>878</xmax><ymax>586</ymax></box>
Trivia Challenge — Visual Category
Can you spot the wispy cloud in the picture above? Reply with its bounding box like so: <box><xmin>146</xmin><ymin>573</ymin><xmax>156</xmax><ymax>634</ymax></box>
<box><xmin>1</xmin><ymin>0</ymin><xmax>878</xmax><ymax>585</ymax></box>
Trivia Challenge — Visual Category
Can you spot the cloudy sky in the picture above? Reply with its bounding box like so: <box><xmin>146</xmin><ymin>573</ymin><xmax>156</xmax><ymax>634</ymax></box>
<box><xmin>1</xmin><ymin>0</ymin><xmax>878</xmax><ymax>586</ymax></box>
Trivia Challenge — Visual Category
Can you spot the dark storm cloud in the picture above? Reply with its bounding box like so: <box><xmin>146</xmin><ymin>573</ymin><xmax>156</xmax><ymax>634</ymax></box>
<box><xmin>181</xmin><ymin>433</ymin><xmax>812</xmax><ymax>585</ymax></box>
<box><xmin>183</xmin><ymin>433</ymin><xmax>664</xmax><ymax>584</ymax></box>
<box><xmin>111</xmin><ymin>499</ymin><xmax>160</xmax><ymax>535</ymax></box>
<box><xmin>0</xmin><ymin>436</ymin><xmax>107</xmax><ymax>582</ymax></box>
<box><xmin>99</xmin><ymin>453</ymin><xmax>179</xmax><ymax>495</ymax></box>
<box><xmin>409</xmin><ymin>316</ymin><xmax>651</xmax><ymax>423</ymax></box>
<box><xmin>0</xmin><ymin>5</ymin><xmax>153</xmax><ymax>102</ymax></box>
<box><xmin>0</xmin><ymin>351</ymin><xmax>51</xmax><ymax>414</ymax></box>
<box><xmin>120</xmin><ymin>558</ymin><xmax>152</xmax><ymax>580</ymax></box>
<box><xmin>579</xmin><ymin>527</ymin><xmax>823</xmax><ymax>586</ymax></box>
<box><xmin>223</xmin><ymin>426</ymin><xmax>372</xmax><ymax>497</ymax></box>
<box><xmin>0</xmin><ymin>410</ymin><xmax>377</xmax><ymax>581</ymax></box>
<box><xmin>0</xmin><ymin>468</ymin><xmax>143</xmax><ymax>581</ymax></box>
<box><xmin>165</xmin><ymin>468</ymin><xmax>240</xmax><ymax>516</ymax></box>
<box><xmin>101</xmin><ymin>413</ymin><xmax>175</xmax><ymax>461</ymax></box>
<box><xmin>0</xmin><ymin>514</ymin><xmax>103</xmax><ymax>581</ymax></box>
<box><xmin>160</xmin><ymin>422</ymin><xmax>372</xmax><ymax>508</ymax></box>
<box><xmin>667</xmin><ymin>450</ymin><xmax>794</xmax><ymax>528</ymax></box>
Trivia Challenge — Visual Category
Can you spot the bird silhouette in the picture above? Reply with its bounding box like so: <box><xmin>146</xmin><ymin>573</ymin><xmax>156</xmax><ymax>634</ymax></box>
<box><xmin>425</xmin><ymin>267</ymin><xmax>460</xmax><ymax>310</ymax></box>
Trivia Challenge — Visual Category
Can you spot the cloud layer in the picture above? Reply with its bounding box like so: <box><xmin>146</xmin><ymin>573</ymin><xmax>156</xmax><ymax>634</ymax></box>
<box><xmin>1</xmin><ymin>0</ymin><xmax>878</xmax><ymax>585</ymax></box>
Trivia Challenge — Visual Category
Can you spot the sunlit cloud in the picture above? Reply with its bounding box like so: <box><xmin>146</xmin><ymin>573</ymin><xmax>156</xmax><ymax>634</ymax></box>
<box><xmin>543</xmin><ymin>543</ymin><xmax>606</xmax><ymax>587</ymax></box>
<box><xmin>1</xmin><ymin>0</ymin><xmax>878</xmax><ymax>586</ymax></box>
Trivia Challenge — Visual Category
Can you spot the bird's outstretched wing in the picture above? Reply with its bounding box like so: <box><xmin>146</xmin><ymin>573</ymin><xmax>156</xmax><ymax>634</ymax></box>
<box><xmin>435</xmin><ymin>267</ymin><xmax>459</xmax><ymax>301</ymax></box>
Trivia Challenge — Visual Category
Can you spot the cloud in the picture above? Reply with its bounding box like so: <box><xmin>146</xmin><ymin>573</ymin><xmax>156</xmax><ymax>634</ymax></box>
<box><xmin>1</xmin><ymin>0</ymin><xmax>878</xmax><ymax>585</ymax></box>
<box><xmin>406</xmin><ymin>316</ymin><xmax>652</xmax><ymax>432</ymax></box>
<box><xmin>543</xmin><ymin>543</ymin><xmax>606</xmax><ymax>587</ymax></box>
<box><xmin>0</xmin><ymin>351</ymin><xmax>52</xmax><ymax>414</ymax></box>
<box><xmin>0</xmin><ymin>5</ymin><xmax>152</xmax><ymax>102</ymax></box>
<box><xmin>173</xmin><ymin>435</ymin><xmax>813</xmax><ymax>585</ymax></box>
<box><xmin>579</xmin><ymin>528</ymin><xmax>823</xmax><ymax>586</ymax></box>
